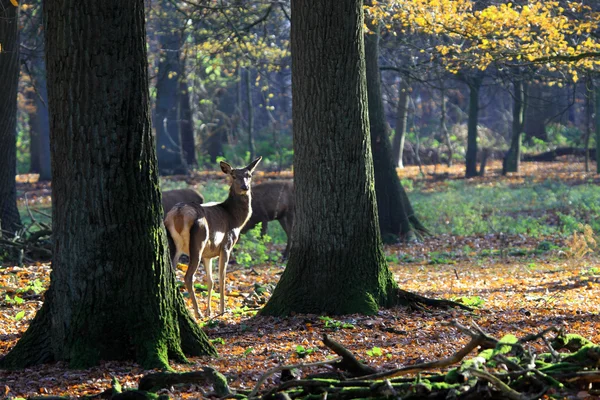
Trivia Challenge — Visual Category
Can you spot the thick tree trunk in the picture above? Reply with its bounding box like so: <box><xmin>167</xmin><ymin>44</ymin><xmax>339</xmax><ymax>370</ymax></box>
<box><xmin>0</xmin><ymin>0</ymin><xmax>22</xmax><ymax>237</ymax></box>
<box><xmin>0</xmin><ymin>0</ymin><xmax>215</xmax><ymax>370</ymax></box>
<box><xmin>179</xmin><ymin>76</ymin><xmax>197</xmax><ymax>167</ymax></box>
<box><xmin>261</xmin><ymin>0</ymin><xmax>396</xmax><ymax>316</ymax></box>
<box><xmin>503</xmin><ymin>79</ymin><xmax>526</xmax><ymax>174</ymax></box>
<box><xmin>27</xmin><ymin>57</ymin><xmax>52</xmax><ymax>181</ymax></box>
<box><xmin>392</xmin><ymin>78</ymin><xmax>409</xmax><ymax>168</ymax></box>
<box><xmin>465</xmin><ymin>77</ymin><xmax>482</xmax><ymax>178</ymax></box>
<box><xmin>364</xmin><ymin>22</ymin><xmax>427</xmax><ymax>242</ymax></box>
<box><xmin>155</xmin><ymin>0</ymin><xmax>187</xmax><ymax>175</ymax></box>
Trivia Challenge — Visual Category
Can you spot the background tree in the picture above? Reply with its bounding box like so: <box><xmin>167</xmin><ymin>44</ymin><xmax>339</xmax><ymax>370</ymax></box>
<box><xmin>0</xmin><ymin>0</ymin><xmax>215</xmax><ymax>369</ymax></box>
<box><xmin>153</xmin><ymin>0</ymin><xmax>188</xmax><ymax>175</ymax></box>
<box><xmin>364</xmin><ymin>18</ymin><xmax>428</xmax><ymax>241</ymax></box>
<box><xmin>0</xmin><ymin>0</ymin><xmax>22</xmax><ymax>238</ymax></box>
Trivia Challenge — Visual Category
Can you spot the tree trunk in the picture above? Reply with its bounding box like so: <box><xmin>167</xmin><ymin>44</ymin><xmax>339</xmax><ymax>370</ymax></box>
<box><xmin>154</xmin><ymin>0</ymin><xmax>187</xmax><ymax>175</ymax></box>
<box><xmin>392</xmin><ymin>78</ymin><xmax>409</xmax><ymax>168</ymax></box>
<box><xmin>364</xmin><ymin>21</ymin><xmax>427</xmax><ymax>242</ymax></box>
<box><xmin>260</xmin><ymin>0</ymin><xmax>396</xmax><ymax>316</ymax></box>
<box><xmin>0</xmin><ymin>0</ymin><xmax>22</xmax><ymax>238</ymax></box>
<box><xmin>27</xmin><ymin>57</ymin><xmax>52</xmax><ymax>181</ymax></box>
<box><xmin>440</xmin><ymin>84</ymin><xmax>453</xmax><ymax>167</ymax></box>
<box><xmin>179</xmin><ymin>76</ymin><xmax>197</xmax><ymax>167</ymax></box>
<box><xmin>0</xmin><ymin>0</ymin><xmax>215</xmax><ymax>370</ymax></box>
<box><xmin>596</xmin><ymin>84</ymin><xmax>600</xmax><ymax>174</ymax></box>
<box><xmin>503</xmin><ymin>79</ymin><xmax>526</xmax><ymax>174</ymax></box>
<box><xmin>584</xmin><ymin>79</ymin><xmax>592</xmax><ymax>173</ymax></box>
<box><xmin>245</xmin><ymin>68</ymin><xmax>256</xmax><ymax>161</ymax></box>
<box><xmin>465</xmin><ymin>77</ymin><xmax>482</xmax><ymax>178</ymax></box>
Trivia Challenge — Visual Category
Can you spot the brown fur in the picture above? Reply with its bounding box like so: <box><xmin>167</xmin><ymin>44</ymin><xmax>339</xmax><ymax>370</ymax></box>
<box><xmin>164</xmin><ymin>157</ymin><xmax>261</xmax><ymax>319</ymax></box>
<box><xmin>242</xmin><ymin>180</ymin><xmax>295</xmax><ymax>258</ymax></box>
<box><xmin>162</xmin><ymin>188</ymin><xmax>204</xmax><ymax>215</ymax></box>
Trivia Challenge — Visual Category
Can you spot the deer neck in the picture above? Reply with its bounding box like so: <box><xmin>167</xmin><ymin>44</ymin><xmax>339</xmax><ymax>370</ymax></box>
<box><xmin>222</xmin><ymin>189</ymin><xmax>252</xmax><ymax>228</ymax></box>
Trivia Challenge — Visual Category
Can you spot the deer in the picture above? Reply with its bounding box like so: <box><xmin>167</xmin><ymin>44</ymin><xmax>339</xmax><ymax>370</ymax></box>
<box><xmin>162</xmin><ymin>188</ymin><xmax>204</xmax><ymax>215</ymax></box>
<box><xmin>164</xmin><ymin>157</ymin><xmax>262</xmax><ymax>319</ymax></box>
<box><xmin>241</xmin><ymin>180</ymin><xmax>295</xmax><ymax>259</ymax></box>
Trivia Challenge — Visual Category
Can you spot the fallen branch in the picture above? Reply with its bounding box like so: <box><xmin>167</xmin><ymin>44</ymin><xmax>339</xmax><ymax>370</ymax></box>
<box><xmin>348</xmin><ymin>333</ymin><xmax>485</xmax><ymax>381</ymax></box>
<box><xmin>322</xmin><ymin>334</ymin><xmax>377</xmax><ymax>377</ymax></box>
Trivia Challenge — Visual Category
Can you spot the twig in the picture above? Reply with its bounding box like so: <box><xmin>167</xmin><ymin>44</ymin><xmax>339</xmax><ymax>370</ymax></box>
<box><xmin>249</xmin><ymin>357</ymin><xmax>342</xmax><ymax>398</ymax></box>
<box><xmin>468</xmin><ymin>368</ymin><xmax>547</xmax><ymax>400</ymax></box>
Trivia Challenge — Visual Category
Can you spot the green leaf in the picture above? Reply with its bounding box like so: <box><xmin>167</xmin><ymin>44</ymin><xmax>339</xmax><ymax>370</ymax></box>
<box><xmin>15</xmin><ymin>310</ymin><xmax>25</xmax><ymax>321</ymax></box>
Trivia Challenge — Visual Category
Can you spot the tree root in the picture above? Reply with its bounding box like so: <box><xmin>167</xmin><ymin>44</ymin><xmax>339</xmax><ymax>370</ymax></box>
<box><xmin>391</xmin><ymin>287</ymin><xmax>473</xmax><ymax>311</ymax></box>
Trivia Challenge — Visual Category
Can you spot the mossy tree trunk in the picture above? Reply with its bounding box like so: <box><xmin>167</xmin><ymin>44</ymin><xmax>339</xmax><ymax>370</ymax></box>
<box><xmin>260</xmin><ymin>0</ymin><xmax>397</xmax><ymax>316</ymax></box>
<box><xmin>503</xmin><ymin>79</ymin><xmax>526</xmax><ymax>174</ymax></box>
<box><xmin>0</xmin><ymin>0</ymin><xmax>22</xmax><ymax>238</ymax></box>
<box><xmin>155</xmin><ymin>0</ymin><xmax>187</xmax><ymax>176</ymax></box>
<box><xmin>365</xmin><ymin>19</ymin><xmax>427</xmax><ymax>242</ymax></box>
<box><xmin>465</xmin><ymin>76</ymin><xmax>482</xmax><ymax>178</ymax></box>
<box><xmin>0</xmin><ymin>0</ymin><xmax>215</xmax><ymax>370</ymax></box>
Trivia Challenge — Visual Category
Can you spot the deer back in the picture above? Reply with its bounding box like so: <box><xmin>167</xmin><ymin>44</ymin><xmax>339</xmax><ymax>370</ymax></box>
<box><xmin>162</xmin><ymin>188</ymin><xmax>204</xmax><ymax>214</ymax></box>
<box><xmin>243</xmin><ymin>180</ymin><xmax>294</xmax><ymax>232</ymax></box>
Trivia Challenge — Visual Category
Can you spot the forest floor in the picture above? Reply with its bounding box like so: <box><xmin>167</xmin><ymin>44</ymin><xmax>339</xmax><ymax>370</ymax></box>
<box><xmin>1</xmin><ymin>160</ymin><xmax>599</xmax><ymax>399</ymax></box>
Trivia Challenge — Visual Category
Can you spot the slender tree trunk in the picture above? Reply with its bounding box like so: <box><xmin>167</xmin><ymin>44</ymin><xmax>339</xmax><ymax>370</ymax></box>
<box><xmin>392</xmin><ymin>78</ymin><xmax>409</xmax><ymax>168</ymax></box>
<box><xmin>503</xmin><ymin>79</ymin><xmax>526</xmax><ymax>174</ymax></box>
<box><xmin>0</xmin><ymin>0</ymin><xmax>215</xmax><ymax>370</ymax></box>
<box><xmin>465</xmin><ymin>77</ymin><xmax>482</xmax><ymax>178</ymax></box>
<box><xmin>261</xmin><ymin>0</ymin><xmax>396</xmax><ymax>316</ymax></box>
<box><xmin>440</xmin><ymin>84</ymin><xmax>453</xmax><ymax>167</ymax></box>
<box><xmin>364</xmin><ymin>21</ymin><xmax>427</xmax><ymax>242</ymax></box>
<box><xmin>596</xmin><ymin>84</ymin><xmax>600</xmax><ymax>174</ymax></box>
<box><xmin>27</xmin><ymin>57</ymin><xmax>52</xmax><ymax>181</ymax></box>
<box><xmin>179</xmin><ymin>76</ymin><xmax>196</xmax><ymax>167</ymax></box>
<box><xmin>584</xmin><ymin>79</ymin><xmax>592</xmax><ymax>173</ymax></box>
<box><xmin>245</xmin><ymin>68</ymin><xmax>256</xmax><ymax>161</ymax></box>
<box><xmin>154</xmin><ymin>0</ymin><xmax>187</xmax><ymax>175</ymax></box>
<box><xmin>0</xmin><ymin>0</ymin><xmax>22</xmax><ymax>238</ymax></box>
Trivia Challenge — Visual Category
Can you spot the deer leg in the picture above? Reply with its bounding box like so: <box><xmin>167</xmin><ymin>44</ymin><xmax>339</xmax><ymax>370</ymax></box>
<box><xmin>185</xmin><ymin>230</ymin><xmax>207</xmax><ymax>320</ymax></box>
<box><xmin>203</xmin><ymin>257</ymin><xmax>214</xmax><ymax>317</ymax></box>
<box><xmin>218</xmin><ymin>250</ymin><xmax>231</xmax><ymax>314</ymax></box>
<box><xmin>260</xmin><ymin>221</ymin><xmax>268</xmax><ymax>237</ymax></box>
<box><xmin>280</xmin><ymin>213</ymin><xmax>293</xmax><ymax>259</ymax></box>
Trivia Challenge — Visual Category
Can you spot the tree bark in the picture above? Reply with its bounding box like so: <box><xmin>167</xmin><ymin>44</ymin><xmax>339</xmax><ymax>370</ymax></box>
<box><xmin>392</xmin><ymin>78</ymin><xmax>409</xmax><ymax>168</ymax></box>
<box><xmin>0</xmin><ymin>0</ymin><xmax>22</xmax><ymax>238</ymax></box>
<box><xmin>503</xmin><ymin>79</ymin><xmax>526</xmax><ymax>174</ymax></box>
<box><xmin>260</xmin><ymin>0</ymin><xmax>396</xmax><ymax>316</ymax></box>
<box><xmin>465</xmin><ymin>77</ymin><xmax>482</xmax><ymax>178</ymax></box>
<box><xmin>0</xmin><ymin>0</ymin><xmax>215</xmax><ymax>370</ymax></box>
<box><xmin>364</xmin><ymin>21</ymin><xmax>427</xmax><ymax>242</ymax></box>
<box><xmin>154</xmin><ymin>0</ymin><xmax>187</xmax><ymax>175</ymax></box>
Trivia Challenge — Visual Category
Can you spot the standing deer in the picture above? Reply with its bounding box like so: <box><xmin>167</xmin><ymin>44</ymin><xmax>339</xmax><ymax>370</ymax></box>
<box><xmin>164</xmin><ymin>157</ymin><xmax>262</xmax><ymax>318</ymax></box>
<box><xmin>242</xmin><ymin>180</ymin><xmax>294</xmax><ymax>258</ymax></box>
<box><xmin>162</xmin><ymin>188</ymin><xmax>204</xmax><ymax>215</ymax></box>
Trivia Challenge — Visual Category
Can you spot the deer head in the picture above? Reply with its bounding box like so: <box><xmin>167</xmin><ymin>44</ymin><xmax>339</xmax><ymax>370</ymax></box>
<box><xmin>220</xmin><ymin>157</ymin><xmax>262</xmax><ymax>195</ymax></box>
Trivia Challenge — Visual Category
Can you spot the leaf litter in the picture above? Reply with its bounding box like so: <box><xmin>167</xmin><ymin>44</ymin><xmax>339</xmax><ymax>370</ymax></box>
<box><xmin>1</xmin><ymin>160</ymin><xmax>599</xmax><ymax>398</ymax></box>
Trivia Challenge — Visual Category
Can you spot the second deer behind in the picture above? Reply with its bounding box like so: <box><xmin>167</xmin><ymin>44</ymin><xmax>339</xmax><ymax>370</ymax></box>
<box><xmin>164</xmin><ymin>157</ymin><xmax>262</xmax><ymax>319</ymax></box>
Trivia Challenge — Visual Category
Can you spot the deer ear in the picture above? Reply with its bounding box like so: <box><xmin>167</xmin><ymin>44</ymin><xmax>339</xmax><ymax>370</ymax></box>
<box><xmin>220</xmin><ymin>161</ymin><xmax>233</xmax><ymax>174</ymax></box>
<box><xmin>246</xmin><ymin>156</ymin><xmax>262</xmax><ymax>173</ymax></box>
